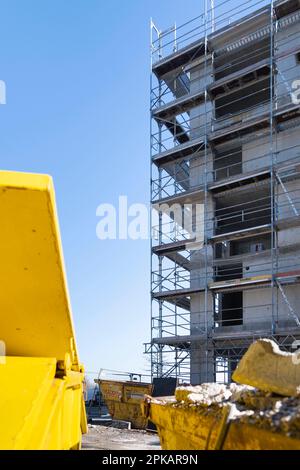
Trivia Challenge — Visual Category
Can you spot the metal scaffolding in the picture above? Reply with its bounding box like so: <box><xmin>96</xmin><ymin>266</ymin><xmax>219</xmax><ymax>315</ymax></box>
<box><xmin>146</xmin><ymin>0</ymin><xmax>300</xmax><ymax>384</ymax></box>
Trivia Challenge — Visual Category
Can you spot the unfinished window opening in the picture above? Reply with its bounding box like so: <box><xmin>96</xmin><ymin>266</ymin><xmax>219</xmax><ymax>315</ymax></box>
<box><xmin>214</xmin><ymin>146</ymin><xmax>242</xmax><ymax>181</ymax></box>
<box><xmin>296</xmin><ymin>51</ymin><xmax>300</xmax><ymax>64</ymax></box>
<box><xmin>276</xmin><ymin>0</ymin><xmax>300</xmax><ymax>19</ymax></box>
<box><xmin>214</xmin><ymin>264</ymin><xmax>242</xmax><ymax>282</ymax></box>
<box><xmin>214</xmin><ymin>187</ymin><xmax>271</xmax><ymax>235</ymax></box>
<box><xmin>215</xmin><ymin>291</ymin><xmax>243</xmax><ymax>327</ymax></box>
<box><xmin>230</xmin><ymin>235</ymin><xmax>271</xmax><ymax>256</ymax></box>
<box><xmin>215</xmin><ymin>77</ymin><xmax>270</xmax><ymax>119</ymax></box>
<box><xmin>214</xmin><ymin>235</ymin><xmax>271</xmax><ymax>262</ymax></box>
<box><xmin>215</xmin><ymin>241</ymin><xmax>229</xmax><ymax>259</ymax></box>
<box><xmin>214</xmin><ymin>38</ymin><xmax>270</xmax><ymax>81</ymax></box>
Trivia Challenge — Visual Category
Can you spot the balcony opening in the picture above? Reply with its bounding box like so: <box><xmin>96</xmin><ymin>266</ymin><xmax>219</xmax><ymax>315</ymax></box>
<box><xmin>214</xmin><ymin>236</ymin><xmax>271</xmax><ymax>266</ymax></box>
<box><xmin>215</xmin><ymin>77</ymin><xmax>270</xmax><ymax>119</ymax></box>
<box><xmin>214</xmin><ymin>37</ymin><xmax>270</xmax><ymax>81</ymax></box>
<box><xmin>214</xmin><ymin>263</ymin><xmax>243</xmax><ymax>282</ymax></box>
<box><xmin>215</xmin><ymin>291</ymin><xmax>243</xmax><ymax>327</ymax></box>
<box><xmin>214</xmin><ymin>146</ymin><xmax>242</xmax><ymax>181</ymax></box>
<box><xmin>215</xmin><ymin>241</ymin><xmax>229</xmax><ymax>259</ymax></box>
<box><xmin>230</xmin><ymin>235</ymin><xmax>271</xmax><ymax>256</ymax></box>
<box><xmin>214</xmin><ymin>186</ymin><xmax>271</xmax><ymax>235</ymax></box>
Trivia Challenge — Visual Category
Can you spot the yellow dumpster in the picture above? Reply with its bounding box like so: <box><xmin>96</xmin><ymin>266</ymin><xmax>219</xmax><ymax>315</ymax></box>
<box><xmin>96</xmin><ymin>379</ymin><xmax>153</xmax><ymax>429</ymax></box>
<box><xmin>143</xmin><ymin>340</ymin><xmax>300</xmax><ymax>450</ymax></box>
<box><xmin>0</xmin><ymin>171</ymin><xmax>87</xmax><ymax>450</ymax></box>
<box><xmin>143</xmin><ymin>392</ymin><xmax>300</xmax><ymax>450</ymax></box>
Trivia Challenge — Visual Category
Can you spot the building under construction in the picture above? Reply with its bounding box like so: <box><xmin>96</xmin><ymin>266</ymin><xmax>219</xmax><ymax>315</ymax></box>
<box><xmin>146</xmin><ymin>0</ymin><xmax>300</xmax><ymax>384</ymax></box>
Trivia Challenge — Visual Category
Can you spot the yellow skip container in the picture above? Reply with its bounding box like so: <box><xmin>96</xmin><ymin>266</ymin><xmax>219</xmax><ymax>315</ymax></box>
<box><xmin>143</xmin><ymin>395</ymin><xmax>300</xmax><ymax>450</ymax></box>
<box><xmin>143</xmin><ymin>341</ymin><xmax>300</xmax><ymax>450</ymax></box>
<box><xmin>0</xmin><ymin>171</ymin><xmax>87</xmax><ymax>450</ymax></box>
<box><xmin>96</xmin><ymin>379</ymin><xmax>153</xmax><ymax>429</ymax></box>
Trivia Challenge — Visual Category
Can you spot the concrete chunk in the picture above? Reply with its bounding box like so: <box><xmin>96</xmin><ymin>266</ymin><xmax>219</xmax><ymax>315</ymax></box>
<box><xmin>232</xmin><ymin>339</ymin><xmax>300</xmax><ymax>397</ymax></box>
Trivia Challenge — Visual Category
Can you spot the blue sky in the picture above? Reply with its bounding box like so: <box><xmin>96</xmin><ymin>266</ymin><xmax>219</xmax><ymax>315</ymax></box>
<box><xmin>0</xmin><ymin>0</ymin><xmax>208</xmax><ymax>379</ymax></box>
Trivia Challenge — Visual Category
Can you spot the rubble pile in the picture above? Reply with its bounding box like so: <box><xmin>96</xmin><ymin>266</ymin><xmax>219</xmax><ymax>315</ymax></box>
<box><xmin>172</xmin><ymin>339</ymin><xmax>300</xmax><ymax>439</ymax></box>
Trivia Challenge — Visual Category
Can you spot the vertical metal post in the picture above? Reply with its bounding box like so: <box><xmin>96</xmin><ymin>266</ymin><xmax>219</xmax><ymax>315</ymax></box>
<box><xmin>211</xmin><ymin>0</ymin><xmax>215</xmax><ymax>33</ymax></box>
<box><xmin>150</xmin><ymin>20</ymin><xmax>164</xmax><ymax>378</ymax></box>
<box><xmin>270</xmin><ymin>0</ymin><xmax>276</xmax><ymax>334</ymax></box>
<box><xmin>204</xmin><ymin>0</ymin><xmax>209</xmax><ymax>382</ymax></box>
<box><xmin>174</xmin><ymin>22</ymin><xmax>177</xmax><ymax>52</ymax></box>
<box><xmin>157</xmin><ymin>22</ymin><xmax>164</xmax><ymax>377</ymax></box>
<box><xmin>150</xmin><ymin>19</ymin><xmax>155</xmax><ymax>380</ymax></box>
<box><xmin>273</xmin><ymin>7</ymin><xmax>279</xmax><ymax>328</ymax></box>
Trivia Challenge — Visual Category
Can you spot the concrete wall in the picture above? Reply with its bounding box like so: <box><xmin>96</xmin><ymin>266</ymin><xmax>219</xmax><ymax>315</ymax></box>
<box><xmin>242</xmin><ymin>125</ymin><xmax>300</xmax><ymax>174</ymax></box>
<box><xmin>242</xmin><ymin>134</ymin><xmax>270</xmax><ymax>173</ymax></box>
<box><xmin>190</xmin><ymin>292</ymin><xmax>214</xmax><ymax>384</ymax></box>
<box><xmin>190</xmin><ymin>341</ymin><xmax>214</xmax><ymax>385</ymax></box>
<box><xmin>278</xmin><ymin>226</ymin><xmax>300</xmax><ymax>247</ymax></box>
<box><xmin>190</xmin><ymin>246</ymin><xmax>214</xmax><ymax>291</ymax></box>
<box><xmin>189</xmin><ymin>151</ymin><xmax>214</xmax><ymax>187</ymax></box>
<box><xmin>242</xmin><ymin>253</ymin><xmax>271</xmax><ymax>279</ymax></box>
<box><xmin>243</xmin><ymin>288</ymin><xmax>272</xmax><ymax>330</ymax></box>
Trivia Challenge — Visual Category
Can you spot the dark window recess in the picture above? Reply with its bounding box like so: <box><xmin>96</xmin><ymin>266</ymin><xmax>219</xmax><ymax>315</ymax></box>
<box><xmin>214</xmin><ymin>264</ymin><xmax>242</xmax><ymax>282</ymax></box>
<box><xmin>276</xmin><ymin>0</ymin><xmax>300</xmax><ymax>20</ymax></box>
<box><xmin>296</xmin><ymin>52</ymin><xmax>300</xmax><ymax>64</ymax></box>
<box><xmin>214</xmin><ymin>147</ymin><xmax>242</xmax><ymax>181</ymax></box>
<box><xmin>215</xmin><ymin>193</ymin><xmax>271</xmax><ymax>235</ymax></box>
<box><xmin>215</xmin><ymin>78</ymin><xmax>270</xmax><ymax>119</ymax></box>
<box><xmin>216</xmin><ymin>292</ymin><xmax>243</xmax><ymax>327</ymax></box>
<box><xmin>214</xmin><ymin>237</ymin><xmax>270</xmax><ymax>260</ymax></box>
<box><xmin>215</xmin><ymin>241</ymin><xmax>229</xmax><ymax>259</ymax></box>
<box><xmin>250</xmin><ymin>243</ymin><xmax>265</xmax><ymax>253</ymax></box>
<box><xmin>214</xmin><ymin>38</ymin><xmax>270</xmax><ymax>81</ymax></box>
<box><xmin>230</xmin><ymin>235</ymin><xmax>271</xmax><ymax>256</ymax></box>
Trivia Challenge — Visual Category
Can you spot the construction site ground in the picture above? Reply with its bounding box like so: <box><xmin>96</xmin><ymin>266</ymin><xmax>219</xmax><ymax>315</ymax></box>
<box><xmin>82</xmin><ymin>424</ymin><xmax>161</xmax><ymax>450</ymax></box>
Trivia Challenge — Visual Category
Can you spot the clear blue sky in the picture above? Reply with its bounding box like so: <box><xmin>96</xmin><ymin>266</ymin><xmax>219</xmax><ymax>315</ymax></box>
<box><xmin>0</xmin><ymin>0</ymin><xmax>207</xmax><ymax>378</ymax></box>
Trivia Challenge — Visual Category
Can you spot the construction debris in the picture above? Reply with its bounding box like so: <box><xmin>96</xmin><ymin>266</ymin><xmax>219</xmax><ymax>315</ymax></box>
<box><xmin>232</xmin><ymin>339</ymin><xmax>300</xmax><ymax>397</ymax></box>
<box><xmin>175</xmin><ymin>382</ymin><xmax>250</xmax><ymax>406</ymax></box>
<box><xmin>144</xmin><ymin>339</ymin><xmax>300</xmax><ymax>450</ymax></box>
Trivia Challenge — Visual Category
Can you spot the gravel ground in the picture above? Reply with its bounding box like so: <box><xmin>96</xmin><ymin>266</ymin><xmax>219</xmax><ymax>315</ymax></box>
<box><xmin>82</xmin><ymin>424</ymin><xmax>161</xmax><ymax>450</ymax></box>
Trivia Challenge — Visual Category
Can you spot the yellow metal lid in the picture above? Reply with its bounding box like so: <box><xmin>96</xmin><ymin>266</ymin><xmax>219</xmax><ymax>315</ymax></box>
<box><xmin>0</xmin><ymin>171</ymin><xmax>79</xmax><ymax>367</ymax></box>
